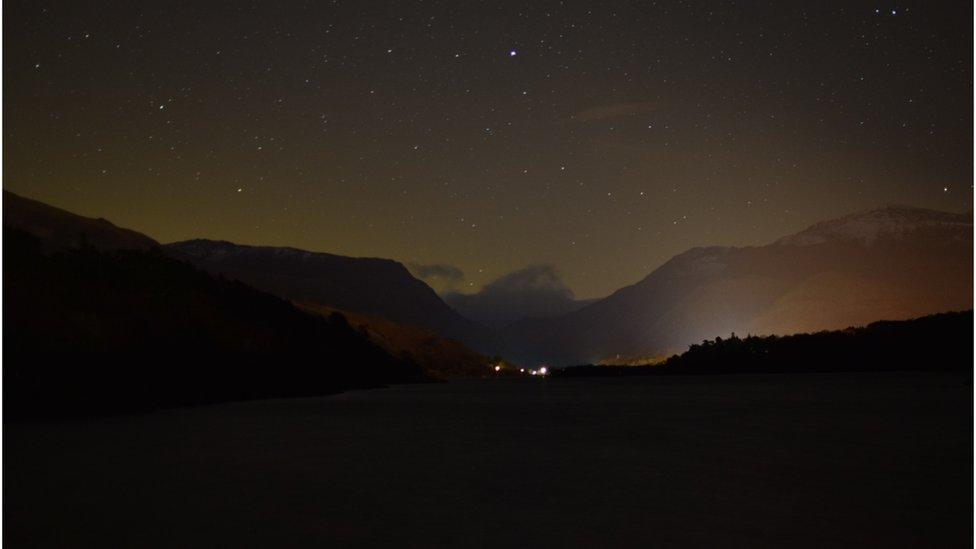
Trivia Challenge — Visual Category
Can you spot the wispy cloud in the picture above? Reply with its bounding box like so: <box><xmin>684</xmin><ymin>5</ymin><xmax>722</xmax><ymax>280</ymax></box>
<box><xmin>407</xmin><ymin>262</ymin><xmax>465</xmax><ymax>289</ymax></box>
<box><xmin>444</xmin><ymin>265</ymin><xmax>585</xmax><ymax>328</ymax></box>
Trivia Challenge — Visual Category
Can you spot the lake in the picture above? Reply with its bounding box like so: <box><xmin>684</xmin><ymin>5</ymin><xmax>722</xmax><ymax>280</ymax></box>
<box><xmin>5</xmin><ymin>372</ymin><xmax>972</xmax><ymax>547</ymax></box>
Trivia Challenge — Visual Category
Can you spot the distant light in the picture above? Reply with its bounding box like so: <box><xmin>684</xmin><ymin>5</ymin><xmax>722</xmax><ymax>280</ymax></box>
<box><xmin>539</xmin><ymin>366</ymin><xmax>548</xmax><ymax>375</ymax></box>
<box><xmin>509</xmin><ymin>49</ymin><xmax>517</xmax><ymax>57</ymax></box>
<box><xmin>494</xmin><ymin>365</ymin><xmax>501</xmax><ymax>372</ymax></box>
<box><xmin>519</xmin><ymin>368</ymin><xmax>525</xmax><ymax>373</ymax></box>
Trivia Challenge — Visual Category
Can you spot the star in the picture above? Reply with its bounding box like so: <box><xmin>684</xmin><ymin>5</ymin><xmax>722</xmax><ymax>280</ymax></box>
<box><xmin>509</xmin><ymin>49</ymin><xmax>517</xmax><ymax>57</ymax></box>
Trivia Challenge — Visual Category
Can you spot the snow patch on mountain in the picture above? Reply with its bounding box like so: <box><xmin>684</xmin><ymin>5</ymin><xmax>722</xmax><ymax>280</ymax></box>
<box><xmin>775</xmin><ymin>205</ymin><xmax>971</xmax><ymax>246</ymax></box>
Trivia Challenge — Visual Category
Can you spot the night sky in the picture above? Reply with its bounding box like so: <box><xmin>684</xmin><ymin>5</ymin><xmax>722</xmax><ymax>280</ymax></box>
<box><xmin>5</xmin><ymin>1</ymin><xmax>972</xmax><ymax>298</ymax></box>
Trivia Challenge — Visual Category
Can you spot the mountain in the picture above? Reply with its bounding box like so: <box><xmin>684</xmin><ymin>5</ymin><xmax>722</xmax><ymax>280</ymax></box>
<box><xmin>503</xmin><ymin>206</ymin><xmax>973</xmax><ymax>366</ymax></box>
<box><xmin>443</xmin><ymin>264</ymin><xmax>597</xmax><ymax>329</ymax></box>
<box><xmin>3</xmin><ymin>192</ymin><xmax>424</xmax><ymax>417</ymax></box>
<box><xmin>773</xmin><ymin>205</ymin><xmax>970</xmax><ymax>246</ymax></box>
<box><xmin>297</xmin><ymin>303</ymin><xmax>494</xmax><ymax>379</ymax></box>
<box><xmin>166</xmin><ymin>239</ymin><xmax>491</xmax><ymax>348</ymax></box>
<box><xmin>3</xmin><ymin>190</ymin><xmax>158</xmax><ymax>251</ymax></box>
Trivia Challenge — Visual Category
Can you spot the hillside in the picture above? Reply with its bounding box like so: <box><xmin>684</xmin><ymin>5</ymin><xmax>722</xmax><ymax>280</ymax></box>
<box><xmin>297</xmin><ymin>303</ymin><xmax>494</xmax><ymax>379</ymax></box>
<box><xmin>3</xmin><ymin>194</ymin><xmax>425</xmax><ymax>418</ymax></box>
<box><xmin>555</xmin><ymin>311</ymin><xmax>973</xmax><ymax>376</ymax></box>
<box><xmin>504</xmin><ymin>206</ymin><xmax>973</xmax><ymax>366</ymax></box>
<box><xmin>167</xmin><ymin>239</ymin><xmax>492</xmax><ymax>349</ymax></box>
<box><xmin>3</xmin><ymin>190</ymin><xmax>159</xmax><ymax>251</ymax></box>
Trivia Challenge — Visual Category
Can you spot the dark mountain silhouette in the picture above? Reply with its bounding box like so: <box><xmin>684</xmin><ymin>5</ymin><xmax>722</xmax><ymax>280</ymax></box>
<box><xmin>555</xmin><ymin>310</ymin><xmax>973</xmax><ymax>376</ymax></box>
<box><xmin>297</xmin><ymin>302</ymin><xmax>495</xmax><ymax>379</ymax></box>
<box><xmin>166</xmin><ymin>239</ymin><xmax>492</xmax><ymax>348</ymax></box>
<box><xmin>443</xmin><ymin>264</ymin><xmax>597</xmax><ymax>329</ymax></box>
<box><xmin>3</xmin><ymin>190</ymin><xmax>158</xmax><ymax>251</ymax></box>
<box><xmin>3</xmin><ymin>193</ymin><xmax>424</xmax><ymax>418</ymax></box>
<box><xmin>504</xmin><ymin>206</ymin><xmax>973</xmax><ymax>366</ymax></box>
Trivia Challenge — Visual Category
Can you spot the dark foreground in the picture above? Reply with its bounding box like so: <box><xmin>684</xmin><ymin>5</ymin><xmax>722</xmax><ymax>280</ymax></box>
<box><xmin>5</xmin><ymin>373</ymin><xmax>972</xmax><ymax>548</ymax></box>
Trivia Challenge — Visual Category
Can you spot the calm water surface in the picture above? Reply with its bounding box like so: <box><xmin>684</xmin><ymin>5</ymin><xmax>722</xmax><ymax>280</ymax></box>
<box><xmin>5</xmin><ymin>373</ymin><xmax>972</xmax><ymax>548</ymax></box>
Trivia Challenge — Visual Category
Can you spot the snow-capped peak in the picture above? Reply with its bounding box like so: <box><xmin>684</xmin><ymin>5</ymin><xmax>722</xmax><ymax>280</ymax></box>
<box><xmin>775</xmin><ymin>205</ymin><xmax>971</xmax><ymax>246</ymax></box>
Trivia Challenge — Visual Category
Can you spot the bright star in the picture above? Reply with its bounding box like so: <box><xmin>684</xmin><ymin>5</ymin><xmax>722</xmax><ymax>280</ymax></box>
<box><xmin>509</xmin><ymin>49</ymin><xmax>517</xmax><ymax>57</ymax></box>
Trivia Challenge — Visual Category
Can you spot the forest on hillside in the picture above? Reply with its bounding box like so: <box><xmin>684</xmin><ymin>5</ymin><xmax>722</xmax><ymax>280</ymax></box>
<box><xmin>555</xmin><ymin>311</ymin><xmax>973</xmax><ymax>377</ymax></box>
<box><xmin>4</xmin><ymin>229</ymin><xmax>425</xmax><ymax>418</ymax></box>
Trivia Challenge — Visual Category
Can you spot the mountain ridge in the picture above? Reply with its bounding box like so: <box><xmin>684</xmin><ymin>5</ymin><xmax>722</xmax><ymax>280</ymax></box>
<box><xmin>502</xmin><ymin>205</ymin><xmax>973</xmax><ymax>366</ymax></box>
<box><xmin>166</xmin><ymin>238</ymin><xmax>493</xmax><ymax>350</ymax></box>
<box><xmin>3</xmin><ymin>190</ymin><xmax>159</xmax><ymax>251</ymax></box>
<box><xmin>3</xmin><ymin>226</ymin><xmax>425</xmax><ymax>418</ymax></box>
<box><xmin>6</xmin><ymin>190</ymin><xmax>969</xmax><ymax>369</ymax></box>
<box><xmin>775</xmin><ymin>204</ymin><xmax>970</xmax><ymax>246</ymax></box>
